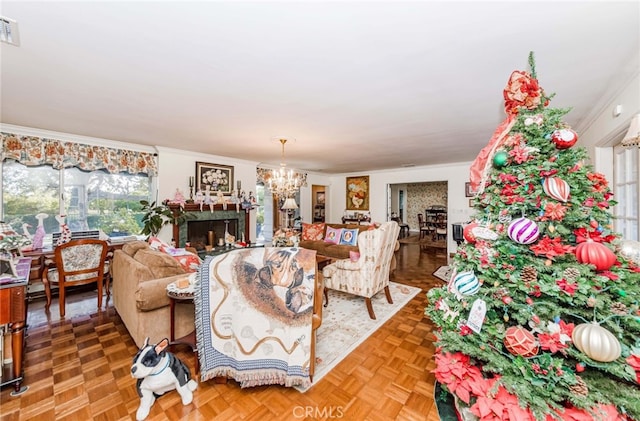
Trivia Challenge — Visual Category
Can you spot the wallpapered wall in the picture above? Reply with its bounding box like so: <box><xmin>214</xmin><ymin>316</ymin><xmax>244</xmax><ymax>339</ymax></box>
<box><xmin>406</xmin><ymin>181</ymin><xmax>447</xmax><ymax>229</ymax></box>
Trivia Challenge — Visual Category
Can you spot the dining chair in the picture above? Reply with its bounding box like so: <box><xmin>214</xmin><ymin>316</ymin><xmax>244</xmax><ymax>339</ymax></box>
<box><xmin>417</xmin><ymin>213</ymin><xmax>430</xmax><ymax>239</ymax></box>
<box><xmin>42</xmin><ymin>238</ymin><xmax>109</xmax><ymax>317</ymax></box>
<box><xmin>435</xmin><ymin>212</ymin><xmax>448</xmax><ymax>241</ymax></box>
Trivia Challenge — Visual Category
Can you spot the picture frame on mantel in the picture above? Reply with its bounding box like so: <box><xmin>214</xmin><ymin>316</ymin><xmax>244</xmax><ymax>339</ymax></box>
<box><xmin>346</xmin><ymin>175</ymin><xmax>369</xmax><ymax>211</ymax></box>
<box><xmin>196</xmin><ymin>162</ymin><xmax>234</xmax><ymax>195</ymax></box>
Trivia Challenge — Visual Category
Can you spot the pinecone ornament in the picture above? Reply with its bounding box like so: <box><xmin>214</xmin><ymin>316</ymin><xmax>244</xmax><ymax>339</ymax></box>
<box><xmin>569</xmin><ymin>376</ymin><xmax>589</xmax><ymax>397</ymax></box>
<box><xmin>521</xmin><ymin>266</ymin><xmax>538</xmax><ymax>283</ymax></box>
<box><xmin>563</xmin><ymin>267</ymin><xmax>580</xmax><ymax>283</ymax></box>
<box><xmin>611</xmin><ymin>302</ymin><xmax>628</xmax><ymax>315</ymax></box>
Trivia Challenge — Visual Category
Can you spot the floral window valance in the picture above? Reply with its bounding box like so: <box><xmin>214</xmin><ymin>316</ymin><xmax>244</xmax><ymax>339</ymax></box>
<box><xmin>1</xmin><ymin>132</ymin><xmax>158</xmax><ymax>176</ymax></box>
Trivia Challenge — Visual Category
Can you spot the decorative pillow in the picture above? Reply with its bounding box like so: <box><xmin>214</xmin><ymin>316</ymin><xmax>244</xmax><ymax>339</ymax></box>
<box><xmin>324</xmin><ymin>226</ymin><xmax>343</xmax><ymax>244</ymax></box>
<box><xmin>148</xmin><ymin>236</ymin><xmax>201</xmax><ymax>272</ymax></box>
<box><xmin>302</xmin><ymin>222</ymin><xmax>325</xmax><ymax>241</ymax></box>
<box><xmin>134</xmin><ymin>248</ymin><xmax>185</xmax><ymax>278</ymax></box>
<box><xmin>339</xmin><ymin>228</ymin><xmax>359</xmax><ymax>246</ymax></box>
<box><xmin>349</xmin><ymin>251</ymin><xmax>360</xmax><ymax>262</ymax></box>
<box><xmin>148</xmin><ymin>236</ymin><xmax>172</xmax><ymax>253</ymax></box>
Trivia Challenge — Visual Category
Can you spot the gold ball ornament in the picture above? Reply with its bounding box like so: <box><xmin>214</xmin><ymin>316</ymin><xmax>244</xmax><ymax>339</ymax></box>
<box><xmin>572</xmin><ymin>322</ymin><xmax>621</xmax><ymax>362</ymax></box>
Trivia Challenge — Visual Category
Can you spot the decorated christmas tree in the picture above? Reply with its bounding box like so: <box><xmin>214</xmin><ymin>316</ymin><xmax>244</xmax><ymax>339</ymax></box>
<box><xmin>425</xmin><ymin>53</ymin><xmax>640</xmax><ymax>420</ymax></box>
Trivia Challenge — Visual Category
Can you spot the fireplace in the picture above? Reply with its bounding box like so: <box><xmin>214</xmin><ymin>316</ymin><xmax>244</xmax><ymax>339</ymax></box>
<box><xmin>169</xmin><ymin>204</ymin><xmax>249</xmax><ymax>248</ymax></box>
<box><xmin>187</xmin><ymin>219</ymin><xmax>237</xmax><ymax>248</ymax></box>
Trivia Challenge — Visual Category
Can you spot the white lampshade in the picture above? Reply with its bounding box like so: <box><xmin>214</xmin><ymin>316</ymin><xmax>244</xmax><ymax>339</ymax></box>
<box><xmin>281</xmin><ymin>198</ymin><xmax>298</xmax><ymax>210</ymax></box>
<box><xmin>622</xmin><ymin>113</ymin><xmax>640</xmax><ymax>147</ymax></box>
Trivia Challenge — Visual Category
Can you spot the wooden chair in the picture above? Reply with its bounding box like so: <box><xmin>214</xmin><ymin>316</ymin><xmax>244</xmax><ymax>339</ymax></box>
<box><xmin>435</xmin><ymin>212</ymin><xmax>448</xmax><ymax>241</ymax></box>
<box><xmin>417</xmin><ymin>213</ymin><xmax>431</xmax><ymax>239</ymax></box>
<box><xmin>43</xmin><ymin>238</ymin><xmax>109</xmax><ymax>317</ymax></box>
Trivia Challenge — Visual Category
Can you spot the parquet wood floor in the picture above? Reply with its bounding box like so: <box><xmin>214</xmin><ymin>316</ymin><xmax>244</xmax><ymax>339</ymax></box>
<box><xmin>0</xmin><ymin>241</ymin><xmax>448</xmax><ymax>421</ymax></box>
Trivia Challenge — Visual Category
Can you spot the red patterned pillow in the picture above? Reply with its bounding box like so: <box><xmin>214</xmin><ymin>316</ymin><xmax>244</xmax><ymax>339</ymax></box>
<box><xmin>302</xmin><ymin>222</ymin><xmax>325</xmax><ymax>241</ymax></box>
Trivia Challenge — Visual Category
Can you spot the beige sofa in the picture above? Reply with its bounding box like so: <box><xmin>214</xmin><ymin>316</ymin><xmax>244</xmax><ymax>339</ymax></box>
<box><xmin>112</xmin><ymin>241</ymin><xmax>196</xmax><ymax>348</ymax></box>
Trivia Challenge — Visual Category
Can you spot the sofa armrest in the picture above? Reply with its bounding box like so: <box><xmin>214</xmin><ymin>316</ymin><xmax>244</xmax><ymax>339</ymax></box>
<box><xmin>136</xmin><ymin>273</ymin><xmax>191</xmax><ymax>312</ymax></box>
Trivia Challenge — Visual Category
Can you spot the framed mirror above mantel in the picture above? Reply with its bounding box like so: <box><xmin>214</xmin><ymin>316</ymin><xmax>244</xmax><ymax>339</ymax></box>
<box><xmin>168</xmin><ymin>204</ymin><xmax>250</xmax><ymax>249</ymax></box>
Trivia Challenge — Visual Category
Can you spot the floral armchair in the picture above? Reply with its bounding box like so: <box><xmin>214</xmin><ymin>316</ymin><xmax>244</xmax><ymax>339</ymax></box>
<box><xmin>322</xmin><ymin>221</ymin><xmax>400</xmax><ymax>319</ymax></box>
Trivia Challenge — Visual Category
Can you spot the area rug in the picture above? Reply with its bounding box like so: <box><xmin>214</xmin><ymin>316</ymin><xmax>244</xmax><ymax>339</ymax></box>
<box><xmin>433</xmin><ymin>265</ymin><xmax>452</xmax><ymax>282</ymax></box>
<box><xmin>295</xmin><ymin>281</ymin><xmax>421</xmax><ymax>392</ymax></box>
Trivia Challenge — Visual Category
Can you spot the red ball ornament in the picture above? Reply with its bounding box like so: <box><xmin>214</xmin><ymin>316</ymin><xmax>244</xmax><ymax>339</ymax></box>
<box><xmin>504</xmin><ymin>326</ymin><xmax>539</xmax><ymax>357</ymax></box>
<box><xmin>551</xmin><ymin>128</ymin><xmax>578</xmax><ymax>149</ymax></box>
<box><xmin>576</xmin><ymin>363</ymin><xmax>585</xmax><ymax>373</ymax></box>
<box><xmin>575</xmin><ymin>240</ymin><xmax>617</xmax><ymax>271</ymax></box>
<box><xmin>463</xmin><ymin>222</ymin><xmax>479</xmax><ymax>243</ymax></box>
<box><xmin>502</xmin><ymin>296</ymin><xmax>513</xmax><ymax>305</ymax></box>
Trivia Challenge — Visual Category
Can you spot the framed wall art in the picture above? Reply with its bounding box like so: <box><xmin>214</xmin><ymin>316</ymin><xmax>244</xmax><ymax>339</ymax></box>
<box><xmin>465</xmin><ymin>182</ymin><xmax>478</xmax><ymax>197</ymax></box>
<box><xmin>195</xmin><ymin>162</ymin><xmax>234</xmax><ymax>195</ymax></box>
<box><xmin>316</xmin><ymin>191</ymin><xmax>325</xmax><ymax>205</ymax></box>
<box><xmin>346</xmin><ymin>175</ymin><xmax>369</xmax><ymax>211</ymax></box>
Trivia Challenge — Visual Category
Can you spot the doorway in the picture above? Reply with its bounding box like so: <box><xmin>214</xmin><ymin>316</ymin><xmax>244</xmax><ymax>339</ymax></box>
<box><xmin>388</xmin><ymin>181</ymin><xmax>448</xmax><ymax>234</ymax></box>
<box><xmin>312</xmin><ymin>184</ymin><xmax>326</xmax><ymax>223</ymax></box>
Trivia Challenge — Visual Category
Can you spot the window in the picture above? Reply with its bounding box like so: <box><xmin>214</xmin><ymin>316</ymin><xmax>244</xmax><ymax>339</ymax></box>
<box><xmin>614</xmin><ymin>144</ymin><xmax>639</xmax><ymax>240</ymax></box>
<box><xmin>2</xmin><ymin>160</ymin><xmax>152</xmax><ymax>244</ymax></box>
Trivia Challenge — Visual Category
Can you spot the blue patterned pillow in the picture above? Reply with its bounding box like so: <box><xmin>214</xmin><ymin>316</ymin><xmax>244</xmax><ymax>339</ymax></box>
<box><xmin>339</xmin><ymin>228</ymin><xmax>359</xmax><ymax>246</ymax></box>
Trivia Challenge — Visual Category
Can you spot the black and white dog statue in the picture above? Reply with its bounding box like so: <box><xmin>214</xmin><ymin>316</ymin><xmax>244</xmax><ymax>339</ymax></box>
<box><xmin>130</xmin><ymin>337</ymin><xmax>198</xmax><ymax>420</ymax></box>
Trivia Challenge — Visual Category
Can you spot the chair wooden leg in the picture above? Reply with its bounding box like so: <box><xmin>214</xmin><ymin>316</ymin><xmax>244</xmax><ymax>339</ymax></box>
<box><xmin>42</xmin><ymin>274</ymin><xmax>52</xmax><ymax>310</ymax></box>
<box><xmin>384</xmin><ymin>285</ymin><xmax>393</xmax><ymax>304</ymax></box>
<box><xmin>365</xmin><ymin>298</ymin><xmax>376</xmax><ymax>320</ymax></box>
<box><xmin>59</xmin><ymin>285</ymin><xmax>66</xmax><ymax>318</ymax></box>
<box><xmin>96</xmin><ymin>279</ymin><xmax>103</xmax><ymax>311</ymax></box>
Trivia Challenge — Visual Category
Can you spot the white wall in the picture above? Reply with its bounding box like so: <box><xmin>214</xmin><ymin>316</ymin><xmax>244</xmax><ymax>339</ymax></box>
<box><xmin>579</xmin><ymin>72</ymin><xmax>640</xmax><ymax>179</ymax></box>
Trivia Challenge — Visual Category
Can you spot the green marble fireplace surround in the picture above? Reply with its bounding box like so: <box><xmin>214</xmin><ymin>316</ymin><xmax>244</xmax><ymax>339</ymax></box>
<box><xmin>169</xmin><ymin>204</ymin><xmax>249</xmax><ymax>248</ymax></box>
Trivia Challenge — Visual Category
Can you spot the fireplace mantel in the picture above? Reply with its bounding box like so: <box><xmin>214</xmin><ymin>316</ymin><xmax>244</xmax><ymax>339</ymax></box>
<box><xmin>169</xmin><ymin>203</ymin><xmax>251</xmax><ymax>247</ymax></box>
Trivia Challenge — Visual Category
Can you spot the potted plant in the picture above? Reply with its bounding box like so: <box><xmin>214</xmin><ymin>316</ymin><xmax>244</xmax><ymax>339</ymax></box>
<box><xmin>139</xmin><ymin>200</ymin><xmax>188</xmax><ymax>238</ymax></box>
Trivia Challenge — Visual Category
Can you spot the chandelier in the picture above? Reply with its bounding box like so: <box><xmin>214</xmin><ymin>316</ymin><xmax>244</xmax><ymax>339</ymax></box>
<box><xmin>267</xmin><ymin>138</ymin><xmax>303</xmax><ymax>199</ymax></box>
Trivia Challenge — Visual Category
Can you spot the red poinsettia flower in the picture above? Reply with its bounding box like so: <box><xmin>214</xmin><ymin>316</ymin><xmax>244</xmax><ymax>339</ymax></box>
<box><xmin>501</xmin><ymin>184</ymin><xmax>518</xmax><ymax>197</ymax></box>
<box><xmin>587</xmin><ymin>172</ymin><xmax>609</xmax><ymax>192</ymax></box>
<box><xmin>499</xmin><ymin>173</ymin><xmax>518</xmax><ymax>184</ymax></box>
<box><xmin>460</xmin><ymin>325</ymin><xmax>473</xmax><ymax>336</ymax></box>
<box><xmin>503</xmin><ymin>70</ymin><xmax>543</xmax><ymax>115</ymax></box>
<box><xmin>573</xmin><ymin>228</ymin><xmax>615</xmax><ymax>244</ymax></box>
<box><xmin>433</xmin><ymin>352</ymin><xmax>486</xmax><ymax>404</ymax></box>
<box><xmin>538</xmin><ymin>320</ymin><xmax>573</xmax><ymax>354</ymax></box>
<box><xmin>542</xmin><ymin>202</ymin><xmax>566</xmax><ymax>221</ymax></box>
<box><xmin>470</xmin><ymin>379</ymin><xmax>536</xmax><ymax>421</ymax></box>
<box><xmin>597</xmin><ymin>201</ymin><xmax>610</xmax><ymax>209</ymax></box>
<box><xmin>599</xmin><ymin>271</ymin><xmax>619</xmax><ymax>281</ymax></box>
<box><xmin>626</xmin><ymin>354</ymin><xmax>640</xmax><ymax>383</ymax></box>
<box><xmin>556</xmin><ymin>278</ymin><xmax>578</xmax><ymax>295</ymax></box>
<box><xmin>530</xmin><ymin>236</ymin><xmax>575</xmax><ymax>259</ymax></box>
<box><xmin>505</xmin><ymin>195</ymin><xmax>525</xmax><ymax>205</ymax></box>
<box><xmin>509</xmin><ymin>145</ymin><xmax>531</xmax><ymax>164</ymax></box>
<box><xmin>540</xmin><ymin>169</ymin><xmax>558</xmax><ymax>177</ymax></box>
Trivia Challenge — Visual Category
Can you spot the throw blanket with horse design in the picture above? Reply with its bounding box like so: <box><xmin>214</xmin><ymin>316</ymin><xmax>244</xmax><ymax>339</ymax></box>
<box><xmin>195</xmin><ymin>247</ymin><xmax>316</xmax><ymax>388</ymax></box>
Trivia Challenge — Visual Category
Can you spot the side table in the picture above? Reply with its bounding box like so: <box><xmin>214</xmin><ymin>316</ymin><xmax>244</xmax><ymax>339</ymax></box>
<box><xmin>166</xmin><ymin>280</ymin><xmax>199</xmax><ymax>375</ymax></box>
<box><xmin>0</xmin><ymin>257</ymin><xmax>31</xmax><ymax>396</ymax></box>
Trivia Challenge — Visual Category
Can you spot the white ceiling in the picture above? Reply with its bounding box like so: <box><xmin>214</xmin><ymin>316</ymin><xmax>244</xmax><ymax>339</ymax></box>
<box><xmin>1</xmin><ymin>1</ymin><xmax>638</xmax><ymax>174</ymax></box>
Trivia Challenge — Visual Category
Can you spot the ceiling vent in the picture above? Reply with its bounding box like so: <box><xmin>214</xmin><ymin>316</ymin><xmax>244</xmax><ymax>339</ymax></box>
<box><xmin>1</xmin><ymin>16</ymin><xmax>20</xmax><ymax>46</ymax></box>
